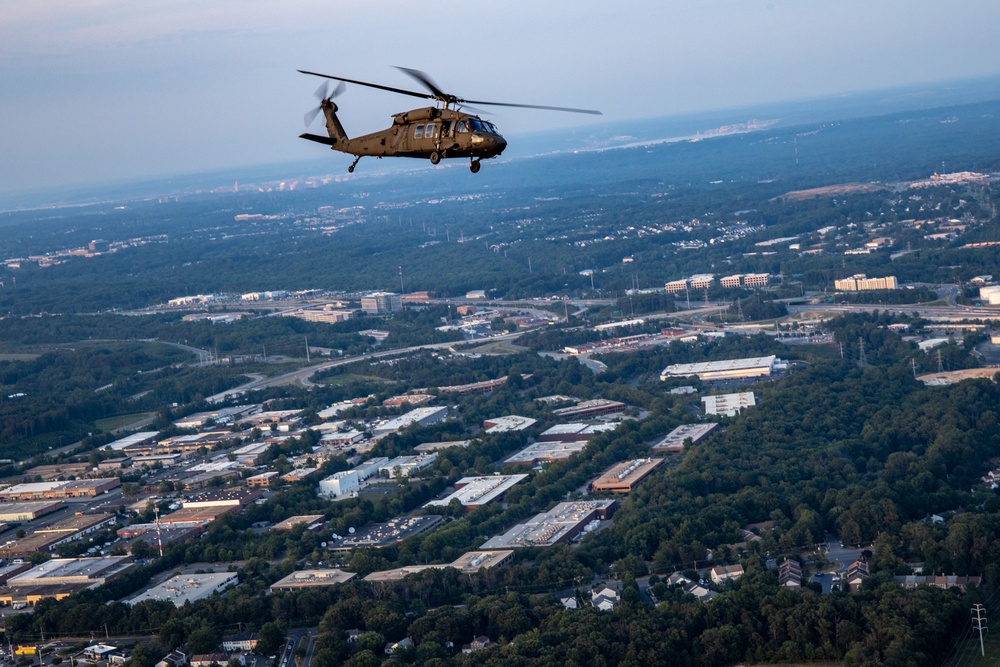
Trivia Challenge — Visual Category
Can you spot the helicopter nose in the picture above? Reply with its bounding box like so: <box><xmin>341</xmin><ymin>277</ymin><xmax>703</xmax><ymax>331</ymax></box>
<box><xmin>495</xmin><ymin>135</ymin><xmax>507</xmax><ymax>154</ymax></box>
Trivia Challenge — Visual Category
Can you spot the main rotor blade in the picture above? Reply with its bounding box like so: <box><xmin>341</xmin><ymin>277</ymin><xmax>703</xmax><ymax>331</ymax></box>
<box><xmin>393</xmin><ymin>67</ymin><xmax>448</xmax><ymax>100</ymax></box>
<box><xmin>463</xmin><ymin>99</ymin><xmax>603</xmax><ymax>115</ymax></box>
<box><xmin>299</xmin><ymin>69</ymin><xmax>434</xmax><ymax>101</ymax></box>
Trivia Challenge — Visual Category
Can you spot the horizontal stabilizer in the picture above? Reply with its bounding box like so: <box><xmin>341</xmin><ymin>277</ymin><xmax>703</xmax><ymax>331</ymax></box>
<box><xmin>299</xmin><ymin>133</ymin><xmax>337</xmax><ymax>146</ymax></box>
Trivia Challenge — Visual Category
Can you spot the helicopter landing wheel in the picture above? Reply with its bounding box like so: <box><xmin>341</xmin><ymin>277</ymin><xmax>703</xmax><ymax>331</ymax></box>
<box><xmin>470</xmin><ymin>159</ymin><xmax>481</xmax><ymax>174</ymax></box>
<box><xmin>348</xmin><ymin>165</ymin><xmax>355</xmax><ymax>173</ymax></box>
<box><xmin>429</xmin><ymin>151</ymin><xmax>441</xmax><ymax>165</ymax></box>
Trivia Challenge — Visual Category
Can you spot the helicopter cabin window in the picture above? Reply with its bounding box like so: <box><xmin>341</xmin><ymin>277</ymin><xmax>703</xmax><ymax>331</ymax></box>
<box><xmin>425</xmin><ymin>123</ymin><xmax>437</xmax><ymax>138</ymax></box>
<box><xmin>414</xmin><ymin>125</ymin><xmax>424</xmax><ymax>139</ymax></box>
<box><xmin>441</xmin><ymin>120</ymin><xmax>452</xmax><ymax>136</ymax></box>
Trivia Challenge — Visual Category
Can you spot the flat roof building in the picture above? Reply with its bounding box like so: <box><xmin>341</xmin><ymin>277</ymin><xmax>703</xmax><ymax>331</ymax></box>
<box><xmin>702</xmin><ymin>392</ymin><xmax>756</xmax><ymax>417</ymax></box>
<box><xmin>552</xmin><ymin>399</ymin><xmax>626</xmax><ymax>420</ymax></box>
<box><xmin>363</xmin><ymin>550</ymin><xmax>515</xmax><ymax>582</ymax></box>
<box><xmin>483</xmin><ymin>416</ymin><xmax>537</xmax><ymax>433</ymax></box>
<box><xmin>341</xmin><ymin>515</ymin><xmax>445</xmax><ymax>549</ymax></box>
<box><xmin>0</xmin><ymin>478</ymin><xmax>120</xmax><ymax>501</ymax></box>
<box><xmin>269</xmin><ymin>569</ymin><xmax>356</xmax><ymax>591</ymax></box>
<box><xmin>271</xmin><ymin>515</ymin><xmax>325</xmax><ymax>532</ymax></box>
<box><xmin>536</xmin><ymin>423</ymin><xmax>617</xmax><ymax>442</ymax></box>
<box><xmin>660</xmin><ymin>355</ymin><xmax>781</xmax><ymax>382</ymax></box>
<box><xmin>651</xmin><ymin>423</ymin><xmax>719</xmax><ymax>454</ymax></box>
<box><xmin>0</xmin><ymin>501</ymin><xmax>65</xmax><ymax>522</ymax></box>
<box><xmin>129</xmin><ymin>572</ymin><xmax>238</xmax><ymax>606</ymax></box>
<box><xmin>505</xmin><ymin>441</ymin><xmax>589</xmax><ymax>466</ymax></box>
<box><xmin>480</xmin><ymin>500</ymin><xmax>617</xmax><ymax>550</ymax></box>
<box><xmin>361</xmin><ymin>292</ymin><xmax>402</xmax><ymax>315</ymax></box>
<box><xmin>414</xmin><ymin>440</ymin><xmax>471</xmax><ymax>453</ymax></box>
<box><xmin>379</xmin><ymin>454</ymin><xmax>438</xmax><ymax>478</ymax></box>
<box><xmin>103</xmin><ymin>432</ymin><xmax>159</xmax><ymax>452</ymax></box>
<box><xmin>591</xmin><ymin>459</ymin><xmax>664</xmax><ymax>493</ymax></box>
<box><xmin>372</xmin><ymin>406</ymin><xmax>449</xmax><ymax>437</ymax></box>
<box><xmin>425</xmin><ymin>475</ymin><xmax>529</xmax><ymax>509</ymax></box>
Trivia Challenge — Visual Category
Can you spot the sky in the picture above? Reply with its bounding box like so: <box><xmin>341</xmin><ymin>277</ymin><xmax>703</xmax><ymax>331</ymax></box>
<box><xmin>2</xmin><ymin>0</ymin><xmax>1000</xmax><ymax>196</ymax></box>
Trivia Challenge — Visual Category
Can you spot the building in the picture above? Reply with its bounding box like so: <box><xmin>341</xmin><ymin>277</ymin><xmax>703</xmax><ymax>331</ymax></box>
<box><xmin>414</xmin><ymin>440</ymin><xmax>471</xmax><ymax>453</ymax></box>
<box><xmin>363</xmin><ymin>550</ymin><xmax>515</xmax><ymax>583</ymax></box>
<box><xmin>246</xmin><ymin>472</ymin><xmax>279</xmax><ymax>488</ymax></box>
<box><xmin>536</xmin><ymin>423</ymin><xmax>617</xmax><ymax>443</ymax></box>
<box><xmin>173</xmin><ymin>406</ymin><xmax>259</xmax><ymax>429</ymax></box>
<box><xmin>222</xmin><ymin>634</ymin><xmax>258</xmax><ymax>652</ymax></box>
<box><xmin>505</xmin><ymin>441</ymin><xmax>589</xmax><ymax>466</ymax></box>
<box><xmin>438</xmin><ymin>377</ymin><xmax>508</xmax><ymax>394</ymax></box>
<box><xmin>182</xmin><ymin>488</ymin><xmax>262</xmax><ymax>509</ymax></box>
<box><xmin>425</xmin><ymin>475</ymin><xmax>529</xmax><ymax>510</ymax></box>
<box><xmin>282</xmin><ymin>308</ymin><xmax>354</xmax><ymax>324</ymax></box>
<box><xmin>552</xmin><ymin>399</ymin><xmax>627</xmax><ymax>420</ymax></box>
<box><xmin>0</xmin><ymin>479</ymin><xmax>120</xmax><ymax>501</ymax></box>
<box><xmin>845</xmin><ymin>560</ymin><xmax>870</xmax><ymax>592</ymax></box>
<box><xmin>318</xmin><ymin>457</ymin><xmax>389</xmax><ymax>498</ymax></box>
<box><xmin>660</xmin><ymin>355</ymin><xmax>781</xmax><ymax>382</ymax></box>
<box><xmin>665</xmin><ymin>279</ymin><xmax>689</xmax><ymax>293</ymax></box>
<box><xmin>461</xmin><ymin>637</ymin><xmax>493</xmax><ymax>654</ymax></box>
<box><xmin>361</xmin><ymin>291</ymin><xmax>402</xmax><ymax>315</ymax></box>
<box><xmin>0</xmin><ymin>501</ymin><xmax>65</xmax><ymax>523</ymax></box>
<box><xmin>892</xmin><ymin>575</ymin><xmax>981</xmax><ymax>591</ymax></box>
<box><xmin>0</xmin><ymin>557</ymin><xmax>135</xmax><ymax>606</ymax></box>
<box><xmin>651</xmin><ymin>423</ymin><xmax>719</xmax><ymax>454</ymax></box>
<box><xmin>702</xmin><ymin>392</ymin><xmax>756</xmax><ymax>417</ymax></box>
<box><xmin>269</xmin><ymin>569</ymin><xmax>357</xmax><ymax>591</ymax></box>
<box><xmin>271</xmin><ymin>515</ymin><xmax>325</xmax><ymax>532</ymax></box>
<box><xmin>483</xmin><ymin>416</ymin><xmax>537</xmax><ymax>433</ymax></box>
<box><xmin>710</xmin><ymin>564</ymin><xmax>744</xmax><ymax>584</ymax></box>
<box><xmin>591</xmin><ymin>459</ymin><xmax>664</xmax><ymax>494</ymax></box>
<box><xmin>379</xmin><ymin>454</ymin><xmax>438</xmax><ymax>478</ymax></box>
<box><xmin>103</xmin><ymin>431</ymin><xmax>159</xmax><ymax>453</ymax></box>
<box><xmin>372</xmin><ymin>406</ymin><xmax>449</xmax><ymax>437</ymax></box>
<box><xmin>689</xmin><ymin>274</ymin><xmax>715</xmax><ymax>289</ymax></box>
<box><xmin>834</xmin><ymin>274</ymin><xmax>899</xmax><ymax>291</ymax></box>
<box><xmin>281</xmin><ymin>467</ymin><xmax>319</xmax><ymax>483</ymax></box>
<box><xmin>778</xmin><ymin>560</ymin><xmax>802</xmax><ymax>590</ymax></box>
<box><xmin>129</xmin><ymin>572</ymin><xmax>238</xmax><ymax>606</ymax></box>
<box><xmin>318</xmin><ymin>470</ymin><xmax>359</xmax><ymax>499</ymax></box>
<box><xmin>382</xmin><ymin>394</ymin><xmax>434</xmax><ymax>407</ymax></box>
<box><xmin>341</xmin><ymin>515</ymin><xmax>445</xmax><ymax>549</ymax></box>
<box><xmin>480</xmin><ymin>500</ymin><xmax>616</xmax><ymax>550</ymax></box>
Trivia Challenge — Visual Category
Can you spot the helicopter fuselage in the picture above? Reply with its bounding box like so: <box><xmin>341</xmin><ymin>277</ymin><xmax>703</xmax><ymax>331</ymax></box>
<box><xmin>345</xmin><ymin>107</ymin><xmax>506</xmax><ymax>160</ymax></box>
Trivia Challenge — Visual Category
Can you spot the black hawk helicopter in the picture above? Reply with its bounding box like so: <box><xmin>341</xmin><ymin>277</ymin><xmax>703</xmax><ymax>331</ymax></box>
<box><xmin>299</xmin><ymin>67</ymin><xmax>601</xmax><ymax>173</ymax></box>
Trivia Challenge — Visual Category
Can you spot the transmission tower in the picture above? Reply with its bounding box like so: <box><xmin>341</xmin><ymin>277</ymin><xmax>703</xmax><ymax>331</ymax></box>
<box><xmin>973</xmin><ymin>603</ymin><xmax>988</xmax><ymax>657</ymax></box>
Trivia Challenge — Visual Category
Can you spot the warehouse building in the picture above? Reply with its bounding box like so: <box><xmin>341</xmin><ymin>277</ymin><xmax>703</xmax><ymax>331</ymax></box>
<box><xmin>536</xmin><ymin>423</ymin><xmax>617</xmax><ymax>443</ymax></box>
<box><xmin>483</xmin><ymin>416</ymin><xmax>537</xmax><ymax>433</ymax></box>
<box><xmin>0</xmin><ymin>479</ymin><xmax>120</xmax><ymax>501</ymax></box>
<box><xmin>552</xmin><ymin>399</ymin><xmax>626</xmax><ymax>420</ymax></box>
<box><xmin>651</xmin><ymin>423</ymin><xmax>719</xmax><ymax>454</ymax></box>
<box><xmin>425</xmin><ymin>475</ymin><xmax>529</xmax><ymax>510</ymax></box>
<box><xmin>660</xmin><ymin>355</ymin><xmax>782</xmax><ymax>382</ymax></box>
<box><xmin>269</xmin><ymin>569</ymin><xmax>356</xmax><ymax>591</ymax></box>
<box><xmin>0</xmin><ymin>501</ymin><xmax>65</xmax><ymax>523</ymax></box>
<box><xmin>591</xmin><ymin>459</ymin><xmax>664</xmax><ymax>494</ymax></box>
<box><xmin>480</xmin><ymin>500</ymin><xmax>617</xmax><ymax>550</ymax></box>
<box><xmin>129</xmin><ymin>572</ymin><xmax>238</xmax><ymax>606</ymax></box>
<box><xmin>0</xmin><ymin>557</ymin><xmax>135</xmax><ymax>606</ymax></box>
<box><xmin>372</xmin><ymin>406</ymin><xmax>449</xmax><ymax>437</ymax></box>
<box><xmin>505</xmin><ymin>441</ymin><xmax>589</xmax><ymax>466</ymax></box>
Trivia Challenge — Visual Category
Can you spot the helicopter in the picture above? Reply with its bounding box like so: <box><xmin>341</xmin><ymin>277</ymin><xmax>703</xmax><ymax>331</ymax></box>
<box><xmin>299</xmin><ymin>67</ymin><xmax>601</xmax><ymax>173</ymax></box>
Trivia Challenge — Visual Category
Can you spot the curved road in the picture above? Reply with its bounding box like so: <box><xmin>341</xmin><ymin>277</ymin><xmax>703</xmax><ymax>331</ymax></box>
<box><xmin>206</xmin><ymin>331</ymin><xmax>527</xmax><ymax>403</ymax></box>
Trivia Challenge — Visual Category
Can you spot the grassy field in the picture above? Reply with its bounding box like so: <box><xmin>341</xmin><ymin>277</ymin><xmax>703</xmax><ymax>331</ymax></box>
<box><xmin>95</xmin><ymin>412</ymin><xmax>157</xmax><ymax>432</ymax></box>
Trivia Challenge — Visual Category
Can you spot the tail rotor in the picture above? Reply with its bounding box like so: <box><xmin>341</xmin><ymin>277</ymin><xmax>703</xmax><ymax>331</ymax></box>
<box><xmin>303</xmin><ymin>80</ymin><xmax>346</xmax><ymax>127</ymax></box>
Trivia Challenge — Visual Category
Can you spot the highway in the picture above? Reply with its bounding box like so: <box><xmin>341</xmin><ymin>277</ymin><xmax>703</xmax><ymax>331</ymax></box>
<box><xmin>206</xmin><ymin>330</ymin><xmax>528</xmax><ymax>403</ymax></box>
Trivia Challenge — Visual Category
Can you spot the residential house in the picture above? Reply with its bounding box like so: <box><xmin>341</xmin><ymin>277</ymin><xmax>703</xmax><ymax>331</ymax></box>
<box><xmin>156</xmin><ymin>650</ymin><xmax>188</xmax><ymax>667</ymax></box>
<box><xmin>778</xmin><ymin>560</ymin><xmax>802</xmax><ymax>590</ymax></box>
<box><xmin>710</xmin><ymin>564</ymin><xmax>744</xmax><ymax>584</ymax></box>
<box><xmin>461</xmin><ymin>636</ymin><xmax>493</xmax><ymax>654</ymax></box>
<box><xmin>222</xmin><ymin>634</ymin><xmax>258</xmax><ymax>652</ymax></box>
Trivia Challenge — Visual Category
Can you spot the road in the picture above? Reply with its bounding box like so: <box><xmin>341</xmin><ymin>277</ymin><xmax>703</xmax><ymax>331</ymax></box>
<box><xmin>206</xmin><ymin>331</ymin><xmax>528</xmax><ymax>403</ymax></box>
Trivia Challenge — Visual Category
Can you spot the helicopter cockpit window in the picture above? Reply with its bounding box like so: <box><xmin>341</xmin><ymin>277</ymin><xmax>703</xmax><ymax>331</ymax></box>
<box><xmin>414</xmin><ymin>125</ymin><xmax>424</xmax><ymax>139</ymax></box>
<box><xmin>456</xmin><ymin>120</ymin><xmax>468</xmax><ymax>133</ymax></box>
<box><xmin>469</xmin><ymin>118</ymin><xmax>485</xmax><ymax>132</ymax></box>
<box><xmin>486</xmin><ymin>121</ymin><xmax>499</xmax><ymax>134</ymax></box>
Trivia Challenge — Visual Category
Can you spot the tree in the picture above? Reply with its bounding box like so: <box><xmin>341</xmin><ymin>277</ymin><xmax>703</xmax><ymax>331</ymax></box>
<box><xmin>256</xmin><ymin>622</ymin><xmax>286</xmax><ymax>656</ymax></box>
